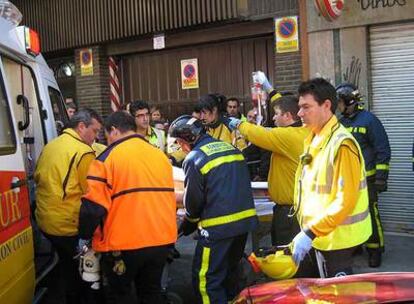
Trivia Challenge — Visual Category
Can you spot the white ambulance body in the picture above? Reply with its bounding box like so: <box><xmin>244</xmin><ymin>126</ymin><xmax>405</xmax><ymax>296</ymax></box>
<box><xmin>0</xmin><ymin>1</ymin><xmax>67</xmax><ymax>303</ymax></box>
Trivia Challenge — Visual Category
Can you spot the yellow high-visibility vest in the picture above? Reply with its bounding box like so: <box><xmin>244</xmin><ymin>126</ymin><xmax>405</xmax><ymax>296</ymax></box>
<box><xmin>296</xmin><ymin>123</ymin><xmax>372</xmax><ymax>251</ymax></box>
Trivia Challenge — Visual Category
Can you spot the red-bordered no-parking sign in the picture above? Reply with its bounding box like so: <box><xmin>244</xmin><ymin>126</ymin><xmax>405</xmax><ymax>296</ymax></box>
<box><xmin>275</xmin><ymin>16</ymin><xmax>299</xmax><ymax>54</ymax></box>
<box><xmin>181</xmin><ymin>58</ymin><xmax>199</xmax><ymax>90</ymax></box>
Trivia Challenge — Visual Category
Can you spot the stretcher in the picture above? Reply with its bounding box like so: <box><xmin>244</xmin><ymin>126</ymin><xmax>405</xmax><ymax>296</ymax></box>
<box><xmin>173</xmin><ymin>166</ymin><xmax>274</xmax><ymax>221</ymax></box>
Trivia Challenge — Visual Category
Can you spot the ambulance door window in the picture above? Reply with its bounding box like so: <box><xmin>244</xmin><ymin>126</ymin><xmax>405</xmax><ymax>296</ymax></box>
<box><xmin>48</xmin><ymin>87</ymin><xmax>68</xmax><ymax>134</ymax></box>
<box><xmin>0</xmin><ymin>75</ymin><xmax>16</xmax><ymax>155</ymax></box>
<box><xmin>2</xmin><ymin>57</ymin><xmax>45</xmax><ymax>177</ymax></box>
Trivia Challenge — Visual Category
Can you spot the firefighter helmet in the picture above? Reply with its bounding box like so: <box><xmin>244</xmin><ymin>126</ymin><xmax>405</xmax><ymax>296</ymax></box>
<box><xmin>169</xmin><ymin>114</ymin><xmax>205</xmax><ymax>144</ymax></box>
<box><xmin>336</xmin><ymin>83</ymin><xmax>362</xmax><ymax>106</ymax></box>
<box><xmin>248</xmin><ymin>247</ymin><xmax>298</xmax><ymax>280</ymax></box>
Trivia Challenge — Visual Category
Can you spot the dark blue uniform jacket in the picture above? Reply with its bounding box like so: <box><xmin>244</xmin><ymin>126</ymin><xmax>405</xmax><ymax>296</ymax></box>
<box><xmin>182</xmin><ymin>134</ymin><xmax>258</xmax><ymax>240</ymax></box>
<box><xmin>340</xmin><ymin>109</ymin><xmax>391</xmax><ymax>181</ymax></box>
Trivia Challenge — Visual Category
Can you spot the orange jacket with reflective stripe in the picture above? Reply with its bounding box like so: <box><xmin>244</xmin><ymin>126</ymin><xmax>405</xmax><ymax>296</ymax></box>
<box><xmin>83</xmin><ymin>134</ymin><xmax>177</xmax><ymax>252</ymax></box>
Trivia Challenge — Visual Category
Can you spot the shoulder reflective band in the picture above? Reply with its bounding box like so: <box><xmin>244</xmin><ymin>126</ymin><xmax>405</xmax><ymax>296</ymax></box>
<box><xmin>200</xmin><ymin>154</ymin><xmax>244</xmax><ymax>175</ymax></box>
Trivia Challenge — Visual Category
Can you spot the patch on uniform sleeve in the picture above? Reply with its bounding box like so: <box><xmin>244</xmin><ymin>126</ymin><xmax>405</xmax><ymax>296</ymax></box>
<box><xmin>200</xmin><ymin>141</ymin><xmax>234</xmax><ymax>156</ymax></box>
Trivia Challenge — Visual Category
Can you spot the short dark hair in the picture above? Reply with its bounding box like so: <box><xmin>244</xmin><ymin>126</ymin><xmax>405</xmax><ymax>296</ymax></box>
<box><xmin>67</xmin><ymin>108</ymin><xmax>102</xmax><ymax>129</ymax></box>
<box><xmin>198</xmin><ymin>93</ymin><xmax>227</xmax><ymax>113</ymax></box>
<box><xmin>104</xmin><ymin>111</ymin><xmax>136</xmax><ymax>133</ymax></box>
<box><xmin>193</xmin><ymin>104</ymin><xmax>202</xmax><ymax>113</ymax></box>
<box><xmin>129</xmin><ymin>100</ymin><xmax>150</xmax><ymax>116</ymax></box>
<box><xmin>298</xmin><ymin>78</ymin><xmax>337</xmax><ymax>113</ymax></box>
<box><xmin>226</xmin><ymin>97</ymin><xmax>240</xmax><ymax>106</ymax></box>
<box><xmin>273</xmin><ymin>95</ymin><xmax>300</xmax><ymax>121</ymax></box>
<box><xmin>66</xmin><ymin>102</ymin><xmax>77</xmax><ymax>110</ymax></box>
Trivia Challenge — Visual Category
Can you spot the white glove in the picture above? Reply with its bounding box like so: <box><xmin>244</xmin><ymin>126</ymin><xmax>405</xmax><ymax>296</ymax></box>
<box><xmin>253</xmin><ymin>71</ymin><xmax>273</xmax><ymax>92</ymax></box>
<box><xmin>292</xmin><ymin>231</ymin><xmax>313</xmax><ymax>265</ymax></box>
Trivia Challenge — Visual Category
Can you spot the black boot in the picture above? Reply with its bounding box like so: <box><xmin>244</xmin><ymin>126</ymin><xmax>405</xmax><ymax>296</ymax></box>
<box><xmin>368</xmin><ymin>250</ymin><xmax>381</xmax><ymax>268</ymax></box>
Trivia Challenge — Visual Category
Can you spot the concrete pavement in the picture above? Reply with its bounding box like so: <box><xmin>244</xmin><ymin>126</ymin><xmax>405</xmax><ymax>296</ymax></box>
<box><xmin>168</xmin><ymin>231</ymin><xmax>414</xmax><ymax>303</ymax></box>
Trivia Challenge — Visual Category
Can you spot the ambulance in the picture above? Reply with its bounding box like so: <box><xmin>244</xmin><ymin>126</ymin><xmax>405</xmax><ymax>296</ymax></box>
<box><xmin>0</xmin><ymin>1</ymin><xmax>68</xmax><ymax>303</ymax></box>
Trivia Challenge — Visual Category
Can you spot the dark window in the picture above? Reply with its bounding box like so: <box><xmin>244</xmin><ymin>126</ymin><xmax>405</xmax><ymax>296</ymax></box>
<box><xmin>48</xmin><ymin>87</ymin><xmax>68</xmax><ymax>134</ymax></box>
<box><xmin>0</xmin><ymin>73</ymin><xmax>16</xmax><ymax>155</ymax></box>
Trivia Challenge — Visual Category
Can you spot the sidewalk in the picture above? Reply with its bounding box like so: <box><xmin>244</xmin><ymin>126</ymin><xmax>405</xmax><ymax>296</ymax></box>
<box><xmin>169</xmin><ymin>232</ymin><xmax>414</xmax><ymax>303</ymax></box>
<box><xmin>353</xmin><ymin>232</ymin><xmax>414</xmax><ymax>273</ymax></box>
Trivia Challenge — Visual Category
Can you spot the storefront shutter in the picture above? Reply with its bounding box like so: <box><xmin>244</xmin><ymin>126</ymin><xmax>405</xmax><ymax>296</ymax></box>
<box><xmin>370</xmin><ymin>23</ymin><xmax>414</xmax><ymax>234</ymax></box>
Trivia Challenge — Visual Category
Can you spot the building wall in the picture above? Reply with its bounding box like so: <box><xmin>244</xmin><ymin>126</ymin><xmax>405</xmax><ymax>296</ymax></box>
<box><xmin>75</xmin><ymin>46</ymin><xmax>111</xmax><ymax>116</ymax></box>
<box><xmin>14</xmin><ymin>0</ymin><xmax>303</xmax><ymax>117</ymax></box>
<box><xmin>306</xmin><ymin>1</ymin><xmax>413</xmax><ymax>98</ymax></box>
<box><xmin>122</xmin><ymin>35</ymin><xmax>274</xmax><ymax>120</ymax></box>
<box><xmin>307</xmin><ymin>0</ymin><xmax>413</xmax><ymax>32</ymax></box>
<box><xmin>306</xmin><ymin>1</ymin><xmax>414</xmax><ymax>234</ymax></box>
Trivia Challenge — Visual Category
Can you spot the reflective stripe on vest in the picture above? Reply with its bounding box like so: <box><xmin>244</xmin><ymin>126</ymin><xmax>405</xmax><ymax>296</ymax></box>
<box><xmin>312</xmin><ymin>179</ymin><xmax>367</xmax><ymax>194</ymax></box>
<box><xmin>303</xmin><ymin>208</ymin><xmax>369</xmax><ymax>226</ymax></box>
<box><xmin>198</xmin><ymin>208</ymin><xmax>257</xmax><ymax>228</ymax></box>
<box><xmin>298</xmin><ymin>125</ymin><xmax>371</xmax><ymax>251</ymax></box>
<box><xmin>200</xmin><ymin>154</ymin><xmax>244</xmax><ymax>175</ymax></box>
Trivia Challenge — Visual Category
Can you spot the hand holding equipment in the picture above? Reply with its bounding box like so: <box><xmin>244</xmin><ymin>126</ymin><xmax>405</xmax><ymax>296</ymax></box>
<box><xmin>253</xmin><ymin>71</ymin><xmax>273</xmax><ymax>92</ymax></box>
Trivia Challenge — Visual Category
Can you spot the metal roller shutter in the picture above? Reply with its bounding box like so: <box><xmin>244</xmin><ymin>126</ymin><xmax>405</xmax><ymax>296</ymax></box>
<box><xmin>370</xmin><ymin>23</ymin><xmax>414</xmax><ymax>234</ymax></box>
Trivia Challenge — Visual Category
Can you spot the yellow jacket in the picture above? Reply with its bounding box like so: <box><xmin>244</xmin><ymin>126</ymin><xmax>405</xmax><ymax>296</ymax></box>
<box><xmin>296</xmin><ymin>116</ymin><xmax>371</xmax><ymax>250</ymax></box>
<box><xmin>239</xmin><ymin>122</ymin><xmax>309</xmax><ymax>205</ymax></box>
<box><xmin>35</xmin><ymin>128</ymin><xmax>95</xmax><ymax>236</ymax></box>
<box><xmin>146</xmin><ymin>127</ymin><xmax>166</xmax><ymax>152</ymax></box>
<box><xmin>92</xmin><ymin>142</ymin><xmax>107</xmax><ymax>156</ymax></box>
<box><xmin>207</xmin><ymin>122</ymin><xmax>247</xmax><ymax>151</ymax></box>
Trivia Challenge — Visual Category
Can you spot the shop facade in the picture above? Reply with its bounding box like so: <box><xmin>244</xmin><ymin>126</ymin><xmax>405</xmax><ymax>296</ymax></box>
<box><xmin>307</xmin><ymin>0</ymin><xmax>414</xmax><ymax>234</ymax></box>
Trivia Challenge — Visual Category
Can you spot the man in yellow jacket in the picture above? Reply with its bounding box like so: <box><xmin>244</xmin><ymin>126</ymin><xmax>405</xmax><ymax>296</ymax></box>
<box><xmin>35</xmin><ymin>108</ymin><xmax>102</xmax><ymax>303</ymax></box>
<box><xmin>199</xmin><ymin>93</ymin><xmax>247</xmax><ymax>150</ymax></box>
<box><xmin>292</xmin><ymin>78</ymin><xmax>372</xmax><ymax>278</ymax></box>
<box><xmin>227</xmin><ymin>73</ymin><xmax>309</xmax><ymax>248</ymax></box>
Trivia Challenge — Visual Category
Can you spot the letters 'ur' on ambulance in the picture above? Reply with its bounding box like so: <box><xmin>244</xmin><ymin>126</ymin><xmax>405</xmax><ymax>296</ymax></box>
<box><xmin>0</xmin><ymin>1</ymin><xmax>68</xmax><ymax>303</ymax></box>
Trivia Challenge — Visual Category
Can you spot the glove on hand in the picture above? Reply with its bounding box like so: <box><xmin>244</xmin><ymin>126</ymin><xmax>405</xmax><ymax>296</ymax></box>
<box><xmin>77</xmin><ymin>238</ymin><xmax>91</xmax><ymax>253</ymax></box>
<box><xmin>253</xmin><ymin>71</ymin><xmax>273</xmax><ymax>92</ymax></box>
<box><xmin>178</xmin><ymin>218</ymin><xmax>198</xmax><ymax>236</ymax></box>
<box><xmin>292</xmin><ymin>231</ymin><xmax>313</xmax><ymax>265</ymax></box>
<box><xmin>227</xmin><ymin>117</ymin><xmax>242</xmax><ymax>131</ymax></box>
<box><xmin>375</xmin><ymin>179</ymin><xmax>387</xmax><ymax>193</ymax></box>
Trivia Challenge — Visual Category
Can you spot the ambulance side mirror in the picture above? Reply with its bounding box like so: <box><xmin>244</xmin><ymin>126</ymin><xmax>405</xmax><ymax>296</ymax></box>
<box><xmin>17</xmin><ymin>94</ymin><xmax>30</xmax><ymax>130</ymax></box>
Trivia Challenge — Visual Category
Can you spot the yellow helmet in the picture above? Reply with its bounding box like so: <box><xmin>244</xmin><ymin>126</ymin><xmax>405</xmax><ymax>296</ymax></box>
<box><xmin>248</xmin><ymin>246</ymin><xmax>298</xmax><ymax>280</ymax></box>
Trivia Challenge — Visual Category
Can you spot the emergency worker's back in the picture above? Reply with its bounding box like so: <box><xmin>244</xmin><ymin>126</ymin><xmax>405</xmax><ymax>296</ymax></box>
<box><xmin>86</xmin><ymin>135</ymin><xmax>177</xmax><ymax>251</ymax></box>
<box><xmin>35</xmin><ymin>129</ymin><xmax>95</xmax><ymax>236</ymax></box>
<box><xmin>183</xmin><ymin>135</ymin><xmax>257</xmax><ymax>240</ymax></box>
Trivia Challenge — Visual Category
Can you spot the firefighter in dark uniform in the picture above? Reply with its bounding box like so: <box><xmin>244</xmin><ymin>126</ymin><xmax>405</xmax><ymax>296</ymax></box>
<box><xmin>336</xmin><ymin>83</ymin><xmax>391</xmax><ymax>267</ymax></box>
<box><xmin>169</xmin><ymin>115</ymin><xmax>258</xmax><ymax>304</ymax></box>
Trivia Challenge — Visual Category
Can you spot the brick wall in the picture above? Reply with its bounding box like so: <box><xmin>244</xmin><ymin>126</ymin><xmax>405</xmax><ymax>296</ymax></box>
<box><xmin>270</xmin><ymin>4</ymin><xmax>302</xmax><ymax>94</ymax></box>
<box><xmin>75</xmin><ymin>46</ymin><xmax>111</xmax><ymax>117</ymax></box>
<box><xmin>274</xmin><ymin>50</ymin><xmax>302</xmax><ymax>93</ymax></box>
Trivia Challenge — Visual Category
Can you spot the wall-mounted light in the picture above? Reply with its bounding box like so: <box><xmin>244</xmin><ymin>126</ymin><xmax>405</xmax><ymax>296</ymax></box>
<box><xmin>55</xmin><ymin>62</ymin><xmax>75</xmax><ymax>78</ymax></box>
